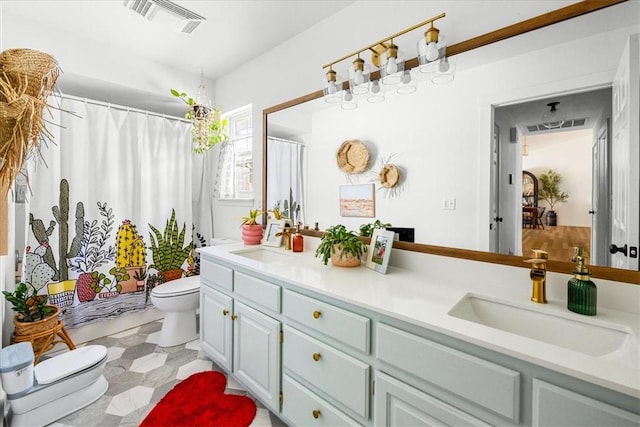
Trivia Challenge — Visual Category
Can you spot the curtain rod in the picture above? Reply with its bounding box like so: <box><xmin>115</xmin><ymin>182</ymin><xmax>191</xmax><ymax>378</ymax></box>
<box><xmin>267</xmin><ymin>136</ymin><xmax>305</xmax><ymax>146</ymax></box>
<box><xmin>60</xmin><ymin>94</ymin><xmax>190</xmax><ymax>123</ymax></box>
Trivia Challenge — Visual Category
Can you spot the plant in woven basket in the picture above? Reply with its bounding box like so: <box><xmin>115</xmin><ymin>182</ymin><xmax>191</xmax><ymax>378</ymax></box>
<box><xmin>2</xmin><ymin>282</ymin><xmax>55</xmax><ymax>322</ymax></box>
<box><xmin>148</xmin><ymin>209</ymin><xmax>193</xmax><ymax>274</ymax></box>
<box><xmin>315</xmin><ymin>224</ymin><xmax>367</xmax><ymax>266</ymax></box>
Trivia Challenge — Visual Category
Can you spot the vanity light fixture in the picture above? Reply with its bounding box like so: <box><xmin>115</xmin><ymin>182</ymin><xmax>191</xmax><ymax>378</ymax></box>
<box><xmin>321</xmin><ymin>12</ymin><xmax>453</xmax><ymax>106</ymax></box>
<box><xmin>541</xmin><ymin>102</ymin><xmax>566</xmax><ymax>129</ymax></box>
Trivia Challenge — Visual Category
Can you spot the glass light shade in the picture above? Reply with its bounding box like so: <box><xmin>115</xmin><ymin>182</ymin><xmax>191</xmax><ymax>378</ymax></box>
<box><xmin>348</xmin><ymin>58</ymin><xmax>371</xmax><ymax>95</ymax></box>
<box><xmin>367</xmin><ymin>80</ymin><xmax>385</xmax><ymax>103</ymax></box>
<box><xmin>396</xmin><ymin>70</ymin><xmax>417</xmax><ymax>95</ymax></box>
<box><xmin>541</xmin><ymin>102</ymin><xmax>566</xmax><ymax>129</ymax></box>
<box><xmin>341</xmin><ymin>89</ymin><xmax>357</xmax><ymax>110</ymax></box>
<box><xmin>418</xmin><ymin>35</ymin><xmax>447</xmax><ymax>73</ymax></box>
<box><xmin>431</xmin><ymin>57</ymin><xmax>456</xmax><ymax>84</ymax></box>
<box><xmin>379</xmin><ymin>43</ymin><xmax>405</xmax><ymax>85</ymax></box>
<box><xmin>323</xmin><ymin>69</ymin><xmax>343</xmax><ymax>103</ymax></box>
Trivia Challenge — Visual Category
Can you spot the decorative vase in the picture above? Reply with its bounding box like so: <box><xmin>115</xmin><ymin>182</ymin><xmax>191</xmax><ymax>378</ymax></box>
<box><xmin>160</xmin><ymin>268</ymin><xmax>183</xmax><ymax>282</ymax></box>
<box><xmin>241</xmin><ymin>224</ymin><xmax>263</xmax><ymax>245</ymax></box>
<box><xmin>76</xmin><ymin>272</ymin><xmax>97</xmax><ymax>302</ymax></box>
<box><xmin>546</xmin><ymin>210</ymin><xmax>557</xmax><ymax>226</ymax></box>
<box><xmin>331</xmin><ymin>244</ymin><xmax>361</xmax><ymax>268</ymax></box>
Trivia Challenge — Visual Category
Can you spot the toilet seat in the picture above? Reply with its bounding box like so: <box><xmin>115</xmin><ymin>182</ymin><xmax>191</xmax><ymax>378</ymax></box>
<box><xmin>151</xmin><ymin>275</ymin><xmax>200</xmax><ymax>298</ymax></box>
<box><xmin>35</xmin><ymin>345</ymin><xmax>107</xmax><ymax>385</ymax></box>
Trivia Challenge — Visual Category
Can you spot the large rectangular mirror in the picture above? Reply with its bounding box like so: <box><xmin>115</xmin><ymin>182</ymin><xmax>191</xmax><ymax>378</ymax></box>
<box><xmin>264</xmin><ymin>1</ymin><xmax>639</xmax><ymax>284</ymax></box>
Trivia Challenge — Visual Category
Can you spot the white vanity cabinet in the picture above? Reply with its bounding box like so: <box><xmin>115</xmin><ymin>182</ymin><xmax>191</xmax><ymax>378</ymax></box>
<box><xmin>199</xmin><ymin>257</ymin><xmax>282</xmax><ymax>412</ymax></box>
<box><xmin>198</xmin><ymin>248</ymin><xmax>640</xmax><ymax>427</ymax></box>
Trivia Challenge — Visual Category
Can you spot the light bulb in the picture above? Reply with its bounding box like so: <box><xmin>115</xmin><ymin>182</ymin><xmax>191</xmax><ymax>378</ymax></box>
<box><xmin>401</xmin><ymin>71</ymin><xmax>411</xmax><ymax>84</ymax></box>
<box><xmin>344</xmin><ymin>90</ymin><xmax>353</xmax><ymax>102</ymax></box>
<box><xmin>328</xmin><ymin>81</ymin><xmax>337</xmax><ymax>94</ymax></box>
<box><xmin>386</xmin><ymin>57</ymin><xmax>398</xmax><ymax>74</ymax></box>
<box><xmin>371</xmin><ymin>81</ymin><xmax>380</xmax><ymax>93</ymax></box>
<box><xmin>438</xmin><ymin>59</ymin><xmax>450</xmax><ymax>72</ymax></box>
<box><xmin>354</xmin><ymin>70</ymin><xmax>364</xmax><ymax>85</ymax></box>
<box><xmin>425</xmin><ymin>42</ymin><xmax>439</xmax><ymax>61</ymax></box>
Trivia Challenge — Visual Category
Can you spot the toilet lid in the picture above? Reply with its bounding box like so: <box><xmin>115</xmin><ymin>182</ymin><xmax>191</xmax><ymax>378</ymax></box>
<box><xmin>152</xmin><ymin>275</ymin><xmax>200</xmax><ymax>297</ymax></box>
<box><xmin>35</xmin><ymin>345</ymin><xmax>107</xmax><ymax>385</ymax></box>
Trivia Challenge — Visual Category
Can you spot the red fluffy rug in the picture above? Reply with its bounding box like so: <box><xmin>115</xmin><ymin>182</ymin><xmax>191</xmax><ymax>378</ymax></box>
<box><xmin>140</xmin><ymin>371</ymin><xmax>257</xmax><ymax>427</ymax></box>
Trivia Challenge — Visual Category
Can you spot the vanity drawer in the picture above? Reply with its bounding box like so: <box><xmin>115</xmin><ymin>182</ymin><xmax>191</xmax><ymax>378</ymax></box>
<box><xmin>283</xmin><ymin>289</ymin><xmax>370</xmax><ymax>353</ymax></box>
<box><xmin>200</xmin><ymin>258</ymin><xmax>233</xmax><ymax>291</ymax></box>
<box><xmin>283</xmin><ymin>325</ymin><xmax>370</xmax><ymax>419</ymax></box>
<box><xmin>234</xmin><ymin>271</ymin><xmax>281</xmax><ymax>313</ymax></box>
<box><xmin>282</xmin><ymin>375</ymin><xmax>361</xmax><ymax>427</ymax></box>
<box><xmin>376</xmin><ymin>323</ymin><xmax>520</xmax><ymax>422</ymax></box>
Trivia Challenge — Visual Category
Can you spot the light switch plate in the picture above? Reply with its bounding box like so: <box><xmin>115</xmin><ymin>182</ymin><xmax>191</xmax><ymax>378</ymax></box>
<box><xmin>444</xmin><ymin>198</ymin><xmax>456</xmax><ymax>210</ymax></box>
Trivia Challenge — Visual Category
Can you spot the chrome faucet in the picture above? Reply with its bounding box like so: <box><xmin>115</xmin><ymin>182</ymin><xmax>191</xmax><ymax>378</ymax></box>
<box><xmin>524</xmin><ymin>249</ymin><xmax>548</xmax><ymax>304</ymax></box>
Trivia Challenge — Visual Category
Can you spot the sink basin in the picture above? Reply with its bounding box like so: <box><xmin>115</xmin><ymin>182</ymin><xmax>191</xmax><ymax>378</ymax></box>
<box><xmin>448</xmin><ymin>294</ymin><xmax>635</xmax><ymax>358</ymax></box>
<box><xmin>230</xmin><ymin>248</ymin><xmax>293</xmax><ymax>264</ymax></box>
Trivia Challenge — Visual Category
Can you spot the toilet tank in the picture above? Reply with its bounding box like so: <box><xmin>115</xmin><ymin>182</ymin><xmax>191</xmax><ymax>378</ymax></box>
<box><xmin>0</xmin><ymin>342</ymin><xmax>34</xmax><ymax>395</ymax></box>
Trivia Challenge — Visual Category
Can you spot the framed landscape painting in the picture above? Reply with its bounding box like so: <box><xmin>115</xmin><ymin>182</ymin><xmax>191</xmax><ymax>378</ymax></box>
<box><xmin>339</xmin><ymin>183</ymin><xmax>375</xmax><ymax>217</ymax></box>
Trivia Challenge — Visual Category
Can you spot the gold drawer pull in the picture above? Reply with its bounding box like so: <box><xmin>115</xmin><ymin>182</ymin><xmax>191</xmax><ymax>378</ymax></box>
<box><xmin>231</xmin><ymin>314</ymin><xmax>238</xmax><ymax>320</ymax></box>
<box><xmin>313</xmin><ymin>310</ymin><xmax>322</xmax><ymax>319</ymax></box>
<box><xmin>312</xmin><ymin>409</ymin><xmax>321</xmax><ymax>419</ymax></box>
<box><xmin>312</xmin><ymin>352</ymin><xmax>321</xmax><ymax>362</ymax></box>
<box><xmin>222</xmin><ymin>309</ymin><xmax>229</xmax><ymax>316</ymax></box>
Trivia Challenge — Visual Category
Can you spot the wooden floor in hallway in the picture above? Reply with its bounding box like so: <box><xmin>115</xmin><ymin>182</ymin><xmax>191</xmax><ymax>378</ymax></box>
<box><xmin>522</xmin><ymin>225</ymin><xmax>591</xmax><ymax>262</ymax></box>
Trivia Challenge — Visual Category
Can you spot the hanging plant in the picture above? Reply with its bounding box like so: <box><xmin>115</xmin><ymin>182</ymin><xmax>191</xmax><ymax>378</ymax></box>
<box><xmin>170</xmin><ymin>88</ymin><xmax>228</xmax><ymax>154</ymax></box>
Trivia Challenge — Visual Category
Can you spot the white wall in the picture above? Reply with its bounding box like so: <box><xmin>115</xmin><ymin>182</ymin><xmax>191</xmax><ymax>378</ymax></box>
<box><xmin>524</xmin><ymin>130</ymin><xmax>593</xmax><ymax>227</ymax></box>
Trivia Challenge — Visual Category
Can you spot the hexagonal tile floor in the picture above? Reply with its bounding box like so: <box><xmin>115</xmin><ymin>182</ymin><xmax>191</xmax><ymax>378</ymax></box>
<box><xmin>44</xmin><ymin>320</ymin><xmax>288</xmax><ymax>427</ymax></box>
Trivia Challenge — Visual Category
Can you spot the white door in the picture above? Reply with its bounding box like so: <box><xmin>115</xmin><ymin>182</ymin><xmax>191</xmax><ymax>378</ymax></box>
<box><xmin>610</xmin><ymin>34</ymin><xmax>639</xmax><ymax>270</ymax></box>
<box><xmin>489</xmin><ymin>123</ymin><xmax>500</xmax><ymax>252</ymax></box>
<box><xmin>591</xmin><ymin>121</ymin><xmax>611</xmax><ymax>266</ymax></box>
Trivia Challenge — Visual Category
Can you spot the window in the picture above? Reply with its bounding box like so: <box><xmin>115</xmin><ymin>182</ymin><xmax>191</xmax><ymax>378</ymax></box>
<box><xmin>218</xmin><ymin>104</ymin><xmax>252</xmax><ymax>199</ymax></box>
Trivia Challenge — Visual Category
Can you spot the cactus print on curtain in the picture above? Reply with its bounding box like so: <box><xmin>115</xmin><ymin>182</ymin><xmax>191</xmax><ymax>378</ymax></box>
<box><xmin>22</xmin><ymin>96</ymin><xmax>193</xmax><ymax>329</ymax></box>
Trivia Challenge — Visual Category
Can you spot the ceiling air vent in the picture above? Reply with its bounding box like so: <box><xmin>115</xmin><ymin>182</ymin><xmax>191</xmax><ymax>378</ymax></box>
<box><xmin>123</xmin><ymin>0</ymin><xmax>206</xmax><ymax>34</ymax></box>
<box><xmin>525</xmin><ymin>117</ymin><xmax>589</xmax><ymax>133</ymax></box>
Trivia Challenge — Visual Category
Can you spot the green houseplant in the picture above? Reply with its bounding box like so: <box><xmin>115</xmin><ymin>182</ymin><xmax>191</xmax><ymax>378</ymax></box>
<box><xmin>538</xmin><ymin>169</ymin><xmax>569</xmax><ymax>226</ymax></box>
<box><xmin>149</xmin><ymin>209</ymin><xmax>193</xmax><ymax>282</ymax></box>
<box><xmin>315</xmin><ymin>224</ymin><xmax>366</xmax><ymax>267</ymax></box>
<box><xmin>3</xmin><ymin>282</ymin><xmax>56</xmax><ymax>322</ymax></box>
<box><xmin>359</xmin><ymin>219</ymin><xmax>392</xmax><ymax>237</ymax></box>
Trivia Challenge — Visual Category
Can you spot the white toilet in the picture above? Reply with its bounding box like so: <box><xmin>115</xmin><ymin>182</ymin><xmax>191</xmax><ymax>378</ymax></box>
<box><xmin>150</xmin><ymin>275</ymin><xmax>201</xmax><ymax>347</ymax></box>
<box><xmin>1</xmin><ymin>342</ymin><xmax>108</xmax><ymax>427</ymax></box>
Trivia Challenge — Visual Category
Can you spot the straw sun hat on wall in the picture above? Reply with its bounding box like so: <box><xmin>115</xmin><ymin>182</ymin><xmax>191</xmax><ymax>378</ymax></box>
<box><xmin>0</xmin><ymin>48</ymin><xmax>60</xmax><ymax>198</ymax></box>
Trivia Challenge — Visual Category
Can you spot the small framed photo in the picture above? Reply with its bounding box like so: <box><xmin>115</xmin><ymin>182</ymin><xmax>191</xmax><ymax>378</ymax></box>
<box><xmin>365</xmin><ymin>229</ymin><xmax>394</xmax><ymax>274</ymax></box>
<box><xmin>263</xmin><ymin>220</ymin><xmax>285</xmax><ymax>247</ymax></box>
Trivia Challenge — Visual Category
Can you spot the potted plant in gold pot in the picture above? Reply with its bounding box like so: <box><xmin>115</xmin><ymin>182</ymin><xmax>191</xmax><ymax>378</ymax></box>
<box><xmin>315</xmin><ymin>224</ymin><xmax>366</xmax><ymax>267</ymax></box>
<box><xmin>241</xmin><ymin>209</ymin><xmax>264</xmax><ymax>245</ymax></box>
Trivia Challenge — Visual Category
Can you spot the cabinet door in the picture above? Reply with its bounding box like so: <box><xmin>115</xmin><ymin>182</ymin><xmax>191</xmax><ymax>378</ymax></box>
<box><xmin>200</xmin><ymin>285</ymin><xmax>233</xmax><ymax>371</ymax></box>
<box><xmin>374</xmin><ymin>372</ymin><xmax>491</xmax><ymax>427</ymax></box>
<box><xmin>233</xmin><ymin>301</ymin><xmax>281</xmax><ymax>412</ymax></box>
<box><xmin>532</xmin><ymin>379</ymin><xmax>640</xmax><ymax>426</ymax></box>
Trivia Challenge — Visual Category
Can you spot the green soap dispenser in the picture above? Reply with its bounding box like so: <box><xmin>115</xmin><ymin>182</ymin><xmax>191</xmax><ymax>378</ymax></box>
<box><xmin>567</xmin><ymin>247</ymin><xmax>597</xmax><ymax>316</ymax></box>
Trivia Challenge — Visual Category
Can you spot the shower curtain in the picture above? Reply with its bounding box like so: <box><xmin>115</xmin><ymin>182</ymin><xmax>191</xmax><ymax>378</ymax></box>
<box><xmin>267</xmin><ymin>137</ymin><xmax>306</xmax><ymax>225</ymax></box>
<box><xmin>23</xmin><ymin>96</ymin><xmax>193</xmax><ymax>328</ymax></box>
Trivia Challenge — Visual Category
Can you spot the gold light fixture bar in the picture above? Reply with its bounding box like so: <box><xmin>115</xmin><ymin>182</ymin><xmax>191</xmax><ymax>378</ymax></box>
<box><xmin>322</xmin><ymin>12</ymin><xmax>446</xmax><ymax>70</ymax></box>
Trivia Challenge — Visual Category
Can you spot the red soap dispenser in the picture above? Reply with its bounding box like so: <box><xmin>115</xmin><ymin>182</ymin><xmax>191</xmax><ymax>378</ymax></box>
<box><xmin>292</xmin><ymin>223</ymin><xmax>304</xmax><ymax>252</ymax></box>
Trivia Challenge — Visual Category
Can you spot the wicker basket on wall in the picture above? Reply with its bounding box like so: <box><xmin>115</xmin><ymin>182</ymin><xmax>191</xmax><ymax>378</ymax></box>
<box><xmin>0</xmin><ymin>48</ymin><xmax>59</xmax><ymax>197</ymax></box>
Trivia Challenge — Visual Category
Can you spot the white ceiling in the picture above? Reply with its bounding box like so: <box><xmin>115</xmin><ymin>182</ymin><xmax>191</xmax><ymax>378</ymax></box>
<box><xmin>1</xmin><ymin>0</ymin><xmax>354</xmax><ymax>81</ymax></box>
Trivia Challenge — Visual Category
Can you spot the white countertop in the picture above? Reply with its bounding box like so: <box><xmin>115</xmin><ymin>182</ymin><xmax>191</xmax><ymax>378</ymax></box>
<box><xmin>198</xmin><ymin>243</ymin><xmax>640</xmax><ymax>399</ymax></box>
